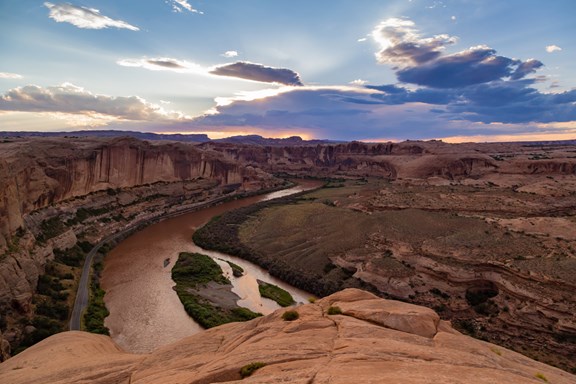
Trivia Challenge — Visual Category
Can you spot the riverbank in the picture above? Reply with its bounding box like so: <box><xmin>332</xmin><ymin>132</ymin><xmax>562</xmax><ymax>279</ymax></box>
<box><xmin>192</xmin><ymin>190</ymin><xmax>372</xmax><ymax>298</ymax></box>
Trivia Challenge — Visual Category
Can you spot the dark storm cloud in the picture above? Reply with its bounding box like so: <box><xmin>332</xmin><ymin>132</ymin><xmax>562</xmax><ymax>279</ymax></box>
<box><xmin>446</xmin><ymin>82</ymin><xmax>576</xmax><ymax>123</ymax></box>
<box><xmin>364</xmin><ymin>80</ymin><xmax>576</xmax><ymax>124</ymax></box>
<box><xmin>397</xmin><ymin>46</ymin><xmax>516</xmax><ymax>88</ymax></box>
<box><xmin>373</xmin><ymin>19</ymin><xmax>545</xmax><ymax>88</ymax></box>
<box><xmin>210</xmin><ymin>62</ymin><xmax>303</xmax><ymax>86</ymax></box>
<box><xmin>510</xmin><ymin>59</ymin><xmax>544</xmax><ymax>80</ymax></box>
<box><xmin>395</xmin><ymin>46</ymin><xmax>544</xmax><ymax>88</ymax></box>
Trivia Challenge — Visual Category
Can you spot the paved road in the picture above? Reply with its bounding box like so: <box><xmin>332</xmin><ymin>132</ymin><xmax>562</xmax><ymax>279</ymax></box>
<box><xmin>68</xmin><ymin>195</ymin><xmax>232</xmax><ymax>331</ymax></box>
<box><xmin>68</xmin><ymin>240</ymin><xmax>102</xmax><ymax>330</ymax></box>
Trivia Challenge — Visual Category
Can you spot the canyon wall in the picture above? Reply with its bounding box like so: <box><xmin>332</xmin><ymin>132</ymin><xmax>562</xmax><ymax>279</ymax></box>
<box><xmin>1</xmin><ymin>136</ymin><xmax>575</xmax><ymax>362</ymax></box>
<box><xmin>0</xmin><ymin>136</ymin><xmax>279</xmax><ymax>359</ymax></box>
<box><xmin>0</xmin><ymin>137</ymin><xmax>251</xmax><ymax>243</ymax></box>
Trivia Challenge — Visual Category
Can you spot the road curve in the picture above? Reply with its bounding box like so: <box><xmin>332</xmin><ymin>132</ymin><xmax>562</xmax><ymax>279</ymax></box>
<box><xmin>67</xmin><ymin>193</ymin><xmax>247</xmax><ymax>331</ymax></box>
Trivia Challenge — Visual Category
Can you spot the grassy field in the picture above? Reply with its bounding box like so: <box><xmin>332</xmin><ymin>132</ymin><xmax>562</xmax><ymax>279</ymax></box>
<box><xmin>193</xmin><ymin>194</ymin><xmax>370</xmax><ymax>297</ymax></box>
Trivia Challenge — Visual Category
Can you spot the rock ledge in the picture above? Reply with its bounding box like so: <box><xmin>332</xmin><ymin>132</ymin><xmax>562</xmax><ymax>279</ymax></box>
<box><xmin>1</xmin><ymin>289</ymin><xmax>574</xmax><ymax>384</ymax></box>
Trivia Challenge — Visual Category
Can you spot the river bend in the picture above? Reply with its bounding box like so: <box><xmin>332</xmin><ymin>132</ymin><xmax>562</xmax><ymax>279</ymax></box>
<box><xmin>101</xmin><ymin>182</ymin><xmax>318</xmax><ymax>353</ymax></box>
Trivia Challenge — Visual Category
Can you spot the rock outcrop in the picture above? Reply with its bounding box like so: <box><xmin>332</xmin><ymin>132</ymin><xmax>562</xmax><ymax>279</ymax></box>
<box><xmin>0</xmin><ymin>289</ymin><xmax>574</xmax><ymax>384</ymax></box>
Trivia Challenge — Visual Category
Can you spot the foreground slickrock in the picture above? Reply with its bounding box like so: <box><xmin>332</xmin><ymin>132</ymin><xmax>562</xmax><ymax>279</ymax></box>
<box><xmin>1</xmin><ymin>289</ymin><xmax>574</xmax><ymax>384</ymax></box>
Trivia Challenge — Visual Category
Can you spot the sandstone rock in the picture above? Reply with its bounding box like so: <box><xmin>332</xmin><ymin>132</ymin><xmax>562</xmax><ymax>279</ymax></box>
<box><xmin>0</xmin><ymin>289</ymin><xmax>574</xmax><ymax>384</ymax></box>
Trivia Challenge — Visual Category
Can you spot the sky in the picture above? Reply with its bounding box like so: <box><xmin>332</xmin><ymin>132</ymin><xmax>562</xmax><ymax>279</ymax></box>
<box><xmin>0</xmin><ymin>0</ymin><xmax>575</xmax><ymax>142</ymax></box>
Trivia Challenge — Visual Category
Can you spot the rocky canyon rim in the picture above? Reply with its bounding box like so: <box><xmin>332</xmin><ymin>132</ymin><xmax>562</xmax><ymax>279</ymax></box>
<box><xmin>101</xmin><ymin>181</ymin><xmax>319</xmax><ymax>353</ymax></box>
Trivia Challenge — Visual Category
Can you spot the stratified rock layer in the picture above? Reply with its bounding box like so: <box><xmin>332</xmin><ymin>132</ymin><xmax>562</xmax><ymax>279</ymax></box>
<box><xmin>1</xmin><ymin>289</ymin><xmax>574</xmax><ymax>384</ymax></box>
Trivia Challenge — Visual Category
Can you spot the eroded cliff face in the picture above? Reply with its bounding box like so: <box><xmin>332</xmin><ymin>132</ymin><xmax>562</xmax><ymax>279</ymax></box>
<box><xmin>1</xmin><ymin>289</ymin><xmax>574</xmax><ymax>384</ymax></box>
<box><xmin>0</xmin><ymin>137</ymin><xmax>280</xmax><ymax>358</ymax></box>
<box><xmin>0</xmin><ymin>137</ymin><xmax>276</xmax><ymax>246</ymax></box>
<box><xmin>204</xmin><ymin>140</ymin><xmax>576</xmax><ymax>181</ymax></box>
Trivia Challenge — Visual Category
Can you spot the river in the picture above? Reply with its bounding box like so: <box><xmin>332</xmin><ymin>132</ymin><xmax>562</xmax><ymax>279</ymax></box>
<box><xmin>101</xmin><ymin>181</ymin><xmax>320</xmax><ymax>354</ymax></box>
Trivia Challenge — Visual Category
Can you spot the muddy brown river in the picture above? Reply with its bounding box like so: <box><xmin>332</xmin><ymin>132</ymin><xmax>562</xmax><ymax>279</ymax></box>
<box><xmin>101</xmin><ymin>181</ymin><xmax>320</xmax><ymax>353</ymax></box>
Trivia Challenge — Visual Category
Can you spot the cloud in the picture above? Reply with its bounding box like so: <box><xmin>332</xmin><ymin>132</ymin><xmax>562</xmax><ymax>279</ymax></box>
<box><xmin>191</xmin><ymin>85</ymin><xmax>549</xmax><ymax>141</ymax></box>
<box><xmin>0</xmin><ymin>72</ymin><xmax>23</xmax><ymax>79</ymax></box>
<box><xmin>146</xmin><ymin>59</ymin><xmax>186</xmax><ymax>69</ymax></box>
<box><xmin>0</xmin><ymin>83</ymin><xmax>186</xmax><ymax>121</ymax></box>
<box><xmin>372</xmin><ymin>18</ymin><xmax>457</xmax><ymax>68</ymax></box>
<box><xmin>118</xmin><ymin>57</ymin><xmax>302</xmax><ymax>85</ymax></box>
<box><xmin>546</xmin><ymin>45</ymin><xmax>562</xmax><ymax>53</ymax></box>
<box><xmin>350</xmin><ymin>79</ymin><xmax>368</xmax><ymax>86</ymax></box>
<box><xmin>169</xmin><ymin>18</ymin><xmax>572</xmax><ymax>141</ymax></box>
<box><xmin>169</xmin><ymin>0</ymin><xmax>203</xmax><ymax>14</ymax></box>
<box><xmin>182</xmin><ymin>79</ymin><xmax>576</xmax><ymax>140</ymax></box>
<box><xmin>510</xmin><ymin>59</ymin><xmax>544</xmax><ymax>80</ymax></box>
<box><xmin>44</xmin><ymin>2</ymin><xmax>139</xmax><ymax>30</ymax></box>
<box><xmin>373</xmin><ymin>18</ymin><xmax>543</xmax><ymax>88</ymax></box>
<box><xmin>222</xmin><ymin>51</ymin><xmax>239</xmax><ymax>58</ymax></box>
<box><xmin>117</xmin><ymin>57</ymin><xmax>203</xmax><ymax>73</ymax></box>
<box><xmin>396</xmin><ymin>46</ymin><xmax>543</xmax><ymax>88</ymax></box>
<box><xmin>209</xmin><ymin>62</ymin><xmax>303</xmax><ymax>86</ymax></box>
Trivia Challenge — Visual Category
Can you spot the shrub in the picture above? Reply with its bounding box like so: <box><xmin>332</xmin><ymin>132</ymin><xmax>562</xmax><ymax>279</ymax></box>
<box><xmin>308</xmin><ymin>297</ymin><xmax>316</xmax><ymax>303</ymax></box>
<box><xmin>240</xmin><ymin>362</ymin><xmax>266</xmax><ymax>378</ymax></box>
<box><xmin>534</xmin><ymin>372</ymin><xmax>548</xmax><ymax>382</ymax></box>
<box><xmin>282</xmin><ymin>310</ymin><xmax>299</xmax><ymax>321</ymax></box>
<box><xmin>327</xmin><ymin>306</ymin><xmax>342</xmax><ymax>315</ymax></box>
<box><xmin>84</xmin><ymin>282</ymin><xmax>110</xmax><ymax>335</ymax></box>
<box><xmin>225</xmin><ymin>260</ymin><xmax>244</xmax><ymax>277</ymax></box>
<box><xmin>53</xmin><ymin>245</ymin><xmax>85</xmax><ymax>267</ymax></box>
<box><xmin>258</xmin><ymin>281</ymin><xmax>295</xmax><ymax>307</ymax></box>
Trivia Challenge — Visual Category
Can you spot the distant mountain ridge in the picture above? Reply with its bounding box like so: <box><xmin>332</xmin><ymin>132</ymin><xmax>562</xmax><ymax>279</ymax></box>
<box><xmin>0</xmin><ymin>130</ymin><xmax>341</xmax><ymax>146</ymax></box>
<box><xmin>0</xmin><ymin>130</ymin><xmax>211</xmax><ymax>142</ymax></box>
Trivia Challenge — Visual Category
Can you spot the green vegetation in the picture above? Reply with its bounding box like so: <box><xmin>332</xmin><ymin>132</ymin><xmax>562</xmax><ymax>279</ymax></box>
<box><xmin>18</xmin><ymin>316</ymin><xmax>63</xmax><ymax>351</ymax></box>
<box><xmin>534</xmin><ymin>372</ymin><xmax>548</xmax><ymax>382</ymax></box>
<box><xmin>224</xmin><ymin>259</ymin><xmax>245</xmax><ymax>277</ymax></box>
<box><xmin>240</xmin><ymin>362</ymin><xmax>266</xmax><ymax>378</ymax></box>
<box><xmin>37</xmin><ymin>217</ymin><xmax>66</xmax><ymax>242</ymax></box>
<box><xmin>490</xmin><ymin>347</ymin><xmax>502</xmax><ymax>356</ymax></box>
<box><xmin>257</xmin><ymin>281</ymin><xmax>295</xmax><ymax>307</ymax></box>
<box><xmin>53</xmin><ymin>244</ymin><xmax>86</xmax><ymax>267</ymax></box>
<box><xmin>84</xmin><ymin>281</ymin><xmax>109</xmax><ymax>335</ymax></box>
<box><xmin>14</xmin><ymin>260</ymin><xmax>76</xmax><ymax>353</ymax></box>
<box><xmin>172</xmin><ymin>252</ymin><xmax>261</xmax><ymax>329</ymax></box>
<box><xmin>281</xmin><ymin>310</ymin><xmax>299</xmax><ymax>321</ymax></box>
<box><xmin>81</xmin><ymin>249</ymin><xmax>110</xmax><ymax>335</ymax></box>
<box><xmin>172</xmin><ymin>252</ymin><xmax>230</xmax><ymax>286</ymax></box>
<box><xmin>327</xmin><ymin>306</ymin><xmax>342</xmax><ymax>315</ymax></box>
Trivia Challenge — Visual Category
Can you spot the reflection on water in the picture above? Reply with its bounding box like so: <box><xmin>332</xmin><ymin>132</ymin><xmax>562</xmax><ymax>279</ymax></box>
<box><xmin>101</xmin><ymin>181</ymin><xmax>320</xmax><ymax>353</ymax></box>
